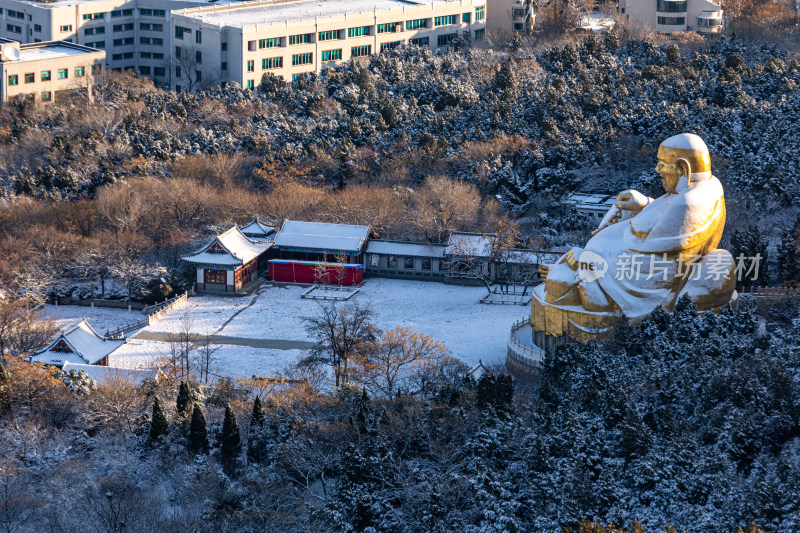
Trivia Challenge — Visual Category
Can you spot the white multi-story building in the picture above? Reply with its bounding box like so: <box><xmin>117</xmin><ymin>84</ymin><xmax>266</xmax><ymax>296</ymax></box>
<box><xmin>0</xmin><ymin>0</ymin><xmax>486</xmax><ymax>91</ymax></box>
<box><xmin>170</xmin><ymin>0</ymin><xmax>487</xmax><ymax>90</ymax></box>
<box><xmin>486</xmin><ymin>0</ymin><xmax>532</xmax><ymax>35</ymax></box>
<box><xmin>619</xmin><ymin>0</ymin><xmax>723</xmax><ymax>34</ymax></box>
<box><xmin>0</xmin><ymin>0</ymin><xmax>231</xmax><ymax>87</ymax></box>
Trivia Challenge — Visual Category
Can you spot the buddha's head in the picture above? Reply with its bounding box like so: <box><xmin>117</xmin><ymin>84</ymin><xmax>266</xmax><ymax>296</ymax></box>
<box><xmin>656</xmin><ymin>133</ymin><xmax>712</xmax><ymax>193</ymax></box>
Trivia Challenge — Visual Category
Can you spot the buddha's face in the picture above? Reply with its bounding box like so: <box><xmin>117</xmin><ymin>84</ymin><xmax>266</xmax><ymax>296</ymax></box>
<box><xmin>655</xmin><ymin>155</ymin><xmax>680</xmax><ymax>194</ymax></box>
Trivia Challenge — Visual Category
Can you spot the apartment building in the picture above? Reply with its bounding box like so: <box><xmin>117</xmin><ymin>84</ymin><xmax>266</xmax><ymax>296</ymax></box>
<box><xmin>0</xmin><ymin>0</ymin><xmax>231</xmax><ymax>87</ymax></box>
<box><xmin>169</xmin><ymin>0</ymin><xmax>487</xmax><ymax>90</ymax></box>
<box><xmin>0</xmin><ymin>37</ymin><xmax>105</xmax><ymax>104</ymax></box>
<box><xmin>486</xmin><ymin>0</ymin><xmax>532</xmax><ymax>34</ymax></box>
<box><xmin>619</xmin><ymin>0</ymin><xmax>723</xmax><ymax>34</ymax></box>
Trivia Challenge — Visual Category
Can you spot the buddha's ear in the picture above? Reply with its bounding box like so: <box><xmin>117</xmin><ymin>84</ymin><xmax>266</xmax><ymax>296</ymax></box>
<box><xmin>676</xmin><ymin>157</ymin><xmax>691</xmax><ymax>180</ymax></box>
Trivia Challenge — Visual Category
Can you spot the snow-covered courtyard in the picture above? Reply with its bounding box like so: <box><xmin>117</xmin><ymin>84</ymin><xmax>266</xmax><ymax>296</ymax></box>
<box><xmin>45</xmin><ymin>279</ymin><xmax>527</xmax><ymax>379</ymax></box>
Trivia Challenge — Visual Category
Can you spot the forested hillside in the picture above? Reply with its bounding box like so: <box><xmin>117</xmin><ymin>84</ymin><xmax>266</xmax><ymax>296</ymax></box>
<box><xmin>1</xmin><ymin>296</ymin><xmax>798</xmax><ymax>531</ymax></box>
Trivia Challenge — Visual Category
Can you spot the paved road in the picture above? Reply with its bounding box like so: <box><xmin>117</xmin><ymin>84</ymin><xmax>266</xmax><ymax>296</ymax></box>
<box><xmin>130</xmin><ymin>331</ymin><xmax>315</xmax><ymax>351</ymax></box>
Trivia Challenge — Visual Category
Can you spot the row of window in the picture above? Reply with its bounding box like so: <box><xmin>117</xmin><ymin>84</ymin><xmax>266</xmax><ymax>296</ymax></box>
<box><xmin>656</xmin><ymin>0</ymin><xmax>687</xmax><ymax>12</ymax></box>
<box><xmin>138</xmin><ymin>65</ymin><xmax>166</xmax><ymax>76</ymax></box>
<box><xmin>244</xmin><ymin>11</ymin><xmax>483</xmax><ymax>50</ymax></box>
<box><xmin>657</xmin><ymin>15</ymin><xmax>685</xmax><ymax>25</ymax></box>
<box><xmin>371</xmin><ymin>255</ymin><xmax>434</xmax><ymax>271</ymax></box>
<box><xmin>7</xmin><ymin>65</ymin><xmax>100</xmax><ymax>85</ymax></box>
<box><xmin>89</xmin><ymin>36</ymin><xmax>163</xmax><ymax>50</ymax></box>
<box><xmin>112</xmin><ymin>51</ymin><xmax>165</xmax><ymax>61</ymax></box>
<box><xmin>697</xmin><ymin>16</ymin><xmax>722</xmax><ymax>27</ymax></box>
<box><xmin>82</xmin><ymin>8</ymin><xmax>163</xmax><ymax>19</ymax></box>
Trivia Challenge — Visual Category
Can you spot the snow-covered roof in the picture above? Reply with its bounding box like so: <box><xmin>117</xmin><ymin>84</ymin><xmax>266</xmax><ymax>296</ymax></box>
<box><xmin>61</xmin><ymin>363</ymin><xmax>156</xmax><ymax>385</ymax></box>
<box><xmin>365</xmin><ymin>240</ymin><xmax>446</xmax><ymax>258</ymax></box>
<box><xmin>31</xmin><ymin>319</ymin><xmax>124</xmax><ymax>367</ymax></box>
<box><xmin>182</xmin><ymin>226</ymin><xmax>271</xmax><ymax>267</ymax></box>
<box><xmin>273</xmin><ymin>220</ymin><xmax>371</xmax><ymax>254</ymax></box>
<box><xmin>445</xmin><ymin>233</ymin><xmax>494</xmax><ymax>258</ymax></box>
<box><xmin>240</xmin><ymin>216</ymin><xmax>275</xmax><ymax>239</ymax></box>
<box><xmin>565</xmin><ymin>192</ymin><xmax>617</xmax><ymax>212</ymax></box>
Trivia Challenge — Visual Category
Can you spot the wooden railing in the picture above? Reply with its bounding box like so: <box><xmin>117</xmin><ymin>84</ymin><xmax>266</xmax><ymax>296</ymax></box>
<box><xmin>104</xmin><ymin>291</ymin><xmax>189</xmax><ymax>340</ymax></box>
<box><xmin>737</xmin><ymin>285</ymin><xmax>797</xmax><ymax>297</ymax></box>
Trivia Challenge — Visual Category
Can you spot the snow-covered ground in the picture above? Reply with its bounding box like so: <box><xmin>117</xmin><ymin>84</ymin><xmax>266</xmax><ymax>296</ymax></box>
<box><xmin>52</xmin><ymin>279</ymin><xmax>527</xmax><ymax>378</ymax></box>
<box><xmin>42</xmin><ymin>303</ymin><xmax>146</xmax><ymax>336</ymax></box>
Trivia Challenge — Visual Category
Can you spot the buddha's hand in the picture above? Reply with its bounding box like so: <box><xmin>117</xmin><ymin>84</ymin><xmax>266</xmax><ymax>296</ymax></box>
<box><xmin>615</xmin><ymin>189</ymin><xmax>652</xmax><ymax>213</ymax></box>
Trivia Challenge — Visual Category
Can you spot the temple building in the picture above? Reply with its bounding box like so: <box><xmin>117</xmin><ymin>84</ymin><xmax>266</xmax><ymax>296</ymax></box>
<box><xmin>239</xmin><ymin>215</ymin><xmax>275</xmax><ymax>243</ymax></box>
<box><xmin>30</xmin><ymin>319</ymin><xmax>124</xmax><ymax>368</ymax></box>
<box><xmin>181</xmin><ymin>225</ymin><xmax>271</xmax><ymax>293</ymax></box>
<box><xmin>267</xmin><ymin>220</ymin><xmax>371</xmax><ymax>285</ymax></box>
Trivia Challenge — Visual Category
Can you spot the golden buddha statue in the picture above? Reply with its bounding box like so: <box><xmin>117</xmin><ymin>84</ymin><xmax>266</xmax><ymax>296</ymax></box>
<box><xmin>530</xmin><ymin>133</ymin><xmax>737</xmax><ymax>349</ymax></box>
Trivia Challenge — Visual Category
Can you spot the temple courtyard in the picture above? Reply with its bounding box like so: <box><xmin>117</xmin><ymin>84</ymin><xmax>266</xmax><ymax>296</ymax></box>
<box><xmin>43</xmin><ymin>279</ymin><xmax>525</xmax><ymax>380</ymax></box>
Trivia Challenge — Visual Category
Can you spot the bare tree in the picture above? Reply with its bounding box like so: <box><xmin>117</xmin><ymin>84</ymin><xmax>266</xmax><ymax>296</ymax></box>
<box><xmin>197</xmin><ymin>331</ymin><xmax>218</xmax><ymax>384</ymax></box>
<box><xmin>352</xmin><ymin>327</ymin><xmax>453</xmax><ymax>399</ymax></box>
<box><xmin>304</xmin><ymin>303</ymin><xmax>379</xmax><ymax>388</ymax></box>
<box><xmin>407</xmin><ymin>177</ymin><xmax>482</xmax><ymax>243</ymax></box>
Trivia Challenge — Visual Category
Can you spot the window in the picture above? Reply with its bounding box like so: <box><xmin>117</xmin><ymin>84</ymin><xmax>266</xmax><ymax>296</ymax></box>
<box><xmin>8</xmin><ymin>9</ymin><xmax>23</xmax><ymax>19</ymax></box>
<box><xmin>41</xmin><ymin>91</ymin><xmax>51</xmax><ymax>102</ymax></box>
<box><xmin>434</xmin><ymin>15</ymin><xmax>457</xmax><ymax>26</ymax></box>
<box><xmin>475</xmin><ymin>5</ymin><xmax>486</xmax><ymax>21</ymax></box>
<box><xmin>83</xmin><ymin>14</ymin><xmax>92</xmax><ymax>20</ymax></box>
<box><xmin>94</xmin><ymin>13</ymin><xmax>104</xmax><ymax>19</ymax></box>
<box><xmin>387</xmin><ymin>255</ymin><xmax>397</xmax><ymax>268</ymax></box>
<box><xmin>247</xmin><ymin>79</ymin><xmax>254</xmax><ymax>88</ymax></box>
<box><xmin>57</xmin><ymin>69</ymin><xmax>68</xmax><ymax>79</ymax></box>
<box><xmin>154</xmin><ymin>9</ymin><xmax>165</xmax><ymax>17</ymax></box>
<box><xmin>175</xmin><ymin>26</ymin><xmax>189</xmax><ymax>39</ymax></box>
<box><xmin>112</xmin><ymin>53</ymin><xmax>123</xmax><ymax>60</ymax></box>
<box><xmin>111</xmin><ymin>9</ymin><xmax>121</xmax><ymax>17</ymax></box>
<box><xmin>24</xmin><ymin>73</ymin><xmax>34</xmax><ymax>84</ymax></box>
<box><xmin>140</xmin><ymin>51</ymin><xmax>152</xmax><ymax>58</ymax></box>
<box><xmin>196</xmin><ymin>51</ymin><xmax>202</xmax><ymax>63</ymax></box>
<box><xmin>154</xmin><ymin>67</ymin><xmax>165</xmax><ymax>76</ymax></box>
<box><xmin>657</xmin><ymin>0</ymin><xmax>687</xmax><ymax>11</ymax></box>
<box><xmin>406</xmin><ymin>18</ymin><xmax>428</xmax><ymax>30</ymax></box>
<box><xmin>41</xmin><ymin>70</ymin><xmax>51</xmax><ymax>81</ymax></box>
<box><xmin>221</xmin><ymin>42</ymin><xmax>228</xmax><ymax>51</ymax></box>
<box><xmin>409</xmin><ymin>36</ymin><xmax>429</xmax><ymax>46</ymax></box>
<box><xmin>291</xmin><ymin>52</ymin><xmax>312</xmax><ymax>65</ymax></box>
<box><xmin>88</xmin><ymin>41</ymin><xmax>105</xmax><ymax>49</ymax></box>
<box><xmin>403</xmin><ymin>257</ymin><xmax>414</xmax><ymax>270</ymax></box>
<box><xmin>195</xmin><ymin>30</ymin><xmax>202</xmax><ymax>43</ymax></box>
<box><xmin>437</xmin><ymin>33</ymin><xmax>457</xmax><ymax>46</ymax></box>
<box><xmin>175</xmin><ymin>46</ymin><xmax>181</xmax><ymax>58</ymax></box>
<box><xmin>512</xmin><ymin>7</ymin><xmax>525</xmax><ymax>17</ymax></box>
<box><xmin>247</xmin><ymin>59</ymin><xmax>255</xmax><ymax>72</ymax></box>
<box><xmin>377</xmin><ymin>22</ymin><xmax>401</xmax><ymax>33</ymax></box>
<box><xmin>221</xmin><ymin>62</ymin><xmax>227</xmax><ymax>71</ymax></box>
<box><xmin>140</xmin><ymin>23</ymin><xmax>163</xmax><ymax>31</ymax></box>
<box><xmin>259</xmin><ymin>38</ymin><xmax>280</xmax><ymax>49</ymax></box>
<box><xmin>175</xmin><ymin>85</ymin><xmax>182</xmax><ymax>92</ymax></box>
<box><xmin>140</xmin><ymin>37</ymin><xmax>163</xmax><ymax>45</ymax></box>
<box><xmin>370</xmin><ymin>254</ymin><xmax>379</xmax><ymax>267</ymax></box>
<box><xmin>463</xmin><ymin>12</ymin><xmax>472</xmax><ymax>22</ymax></box>
<box><xmin>351</xmin><ymin>44</ymin><xmax>371</xmax><ymax>57</ymax></box>
<box><xmin>139</xmin><ymin>8</ymin><xmax>152</xmax><ymax>15</ymax></box>
<box><xmin>262</xmin><ymin>57</ymin><xmax>283</xmax><ymax>69</ymax></box>
<box><xmin>380</xmin><ymin>41</ymin><xmax>401</xmax><ymax>52</ymax></box>
<box><xmin>24</xmin><ymin>94</ymin><xmax>34</xmax><ymax>102</ymax></box>
<box><xmin>421</xmin><ymin>258</ymin><xmax>432</xmax><ymax>271</ymax></box>
<box><xmin>113</xmin><ymin>37</ymin><xmax>134</xmax><ymax>45</ymax></box>
<box><xmin>175</xmin><ymin>66</ymin><xmax>181</xmax><ymax>77</ymax></box>
<box><xmin>292</xmin><ymin>73</ymin><xmax>310</xmax><ymax>82</ymax></box>
<box><xmin>34</xmin><ymin>24</ymin><xmax>41</xmax><ymax>32</ymax></box>
<box><xmin>657</xmin><ymin>15</ymin><xmax>685</xmax><ymax>24</ymax></box>
<box><xmin>289</xmin><ymin>33</ymin><xmax>312</xmax><ymax>45</ymax></box>
<box><xmin>474</xmin><ymin>28</ymin><xmax>485</xmax><ymax>40</ymax></box>
<box><xmin>75</xmin><ymin>66</ymin><xmax>85</xmax><ymax>77</ymax></box>
<box><xmin>84</xmin><ymin>27</ymin><xmax>105</xmax><ymax>35</ymax></box>
<box><xmin>7</xmin><ymin>75</ymin><xmax>17</xmax><ymax>86</ymax></box>
<box><xmin>248</xmin><ymin>40</ymin><xmax>257</xmax><ymax>51</ymax></box>
<box><xmin>92</xmin><ymin>64</ymin><xmax>102</xmax><ymax>74</ymax></box>
<box><xmin>321</xmin><ymin>49</ymin><xmax>341</xmax><ymax>61</ymax></box>
<box><xmin>195</xmin><ymin>70</ymin><xmax>202</xmax><ymax>82</ymax></box>
<box><xmin>204</xmin><ymin>270</ymin><xmax>226</xmax><ymax>285</ymax></box>
<box><xmin>318</xmin><ymin>29</ymin><xmax>341</xmax><ymax>41</ymax></box>
<box><xmin>348</xmin><ymin>26</ymin><xmax>370</xmax><ymax>37</ymax></box>
<box><xmin>697</xmin><ymin>16</ymin><xmax>722</xmax><ymax>27</ymax></box>
<box><xmin>123</xmin><ymin>9</ymin><xmax>133</xmax><ymax>16</ymax></box>
<box><xmin>8</xmin><ymin>25</ymin><xmax>22</xmax><ymax>34</ymax></box>
<box><xmin>140</xmin><ymin>66</ymin><xmax>151</xmax><ymax>75</ymax></box>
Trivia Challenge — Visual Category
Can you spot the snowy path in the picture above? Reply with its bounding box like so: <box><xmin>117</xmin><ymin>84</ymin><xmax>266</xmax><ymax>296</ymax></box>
<box><xmin>129</xmin><ymin>331</ymin><xmax>315</xmax><ymax>350</ymax></box>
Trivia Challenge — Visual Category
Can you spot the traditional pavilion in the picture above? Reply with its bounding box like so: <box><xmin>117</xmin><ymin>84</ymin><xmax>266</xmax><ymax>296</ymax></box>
<box><xmin>181</xmin><ymin>226</ymin><xmax>272</xmax><ymax>293</ymax></box>
<box><xmin>239</xmin><ymin>216</ymin><xmax>275</xmax><ymax>243</ymax></box>
<box><xmin>30</xmin><ymin>319</ymin><xmax>124</xmax><ymax>368</ymax></box>
<box><xmin>267</xmin><ymin>220</ymin><xmax>371</xmax><ymax>285</ymax></box>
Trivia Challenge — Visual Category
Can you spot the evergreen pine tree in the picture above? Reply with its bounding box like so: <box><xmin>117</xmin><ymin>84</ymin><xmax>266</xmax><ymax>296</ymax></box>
<box><xmin>0</xmin><ymin>362</ymin><xmax>9</xmax><ymax>414</ymax></box>
<box><xmin>220</xmin><ymin>403</ymin><xmax>241</xmax><ymax>473</ymax></box>
<box><xmin>176</xmin><ymin>381</ymin><xmax>191</xmax><ymax>416</ymax></box>
<box><xmin>149</xmin><ymin>397</ymin><xmax>168</xmax><ymax>442</ymax></box>
<box><xmin>250</xmin><ymin>395</ymin><xmax>266</xmax><ymax>428</ymax></box>
<box><xmin>188</xmin><ymin>404</ymin><xmax>209</xmax><ymax>454</ymax></box>
<box><xmin>356</xmin><ymin>388</ymin><xmax>370</xmax><ymax>434</ymax></box>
